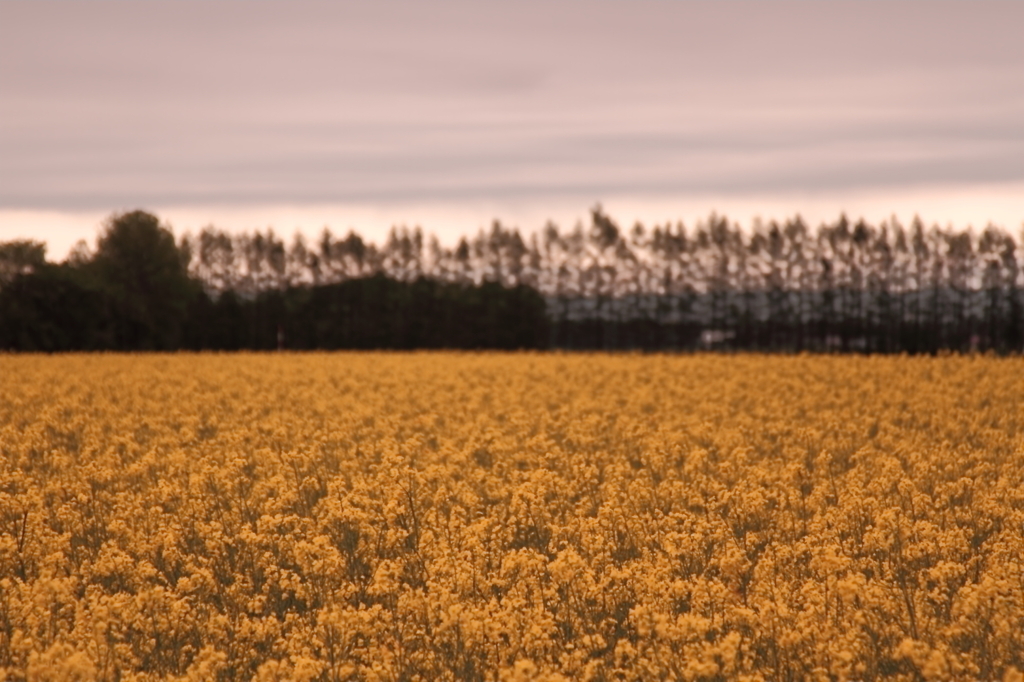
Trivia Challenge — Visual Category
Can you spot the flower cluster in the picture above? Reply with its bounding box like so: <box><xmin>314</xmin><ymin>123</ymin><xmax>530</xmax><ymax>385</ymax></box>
<box><xmin>1</xmin><ymin>353</ymin><xmax>1022</xmax><ymax>681</ymax></box>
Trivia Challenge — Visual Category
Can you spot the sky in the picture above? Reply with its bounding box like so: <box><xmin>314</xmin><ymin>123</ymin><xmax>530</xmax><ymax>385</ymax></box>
<box><xmin>2</xmin><ymin>1</ymin><xmax>1023</xmax><ymax>260</ymax></box>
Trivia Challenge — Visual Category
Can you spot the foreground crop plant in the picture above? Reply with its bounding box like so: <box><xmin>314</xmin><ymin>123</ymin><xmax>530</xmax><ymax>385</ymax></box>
<box><xmin>0</xmin><ymin>353</ymin><xmax>1022</xmax><ymax>681</ymax></box>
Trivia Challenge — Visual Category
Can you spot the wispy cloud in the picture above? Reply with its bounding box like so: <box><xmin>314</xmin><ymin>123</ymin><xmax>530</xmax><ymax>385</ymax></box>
<box><xmin>1</xmin><ymin>1</ymin><xmax>1022</xmax><ymax>249</ymax></box>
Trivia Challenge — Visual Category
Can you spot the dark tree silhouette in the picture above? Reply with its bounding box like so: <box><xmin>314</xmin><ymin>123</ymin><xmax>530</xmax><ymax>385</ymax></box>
<box><xmin>0</xmin><ymin>240</ymin><xmax>47</xmax><ymax>287</ymax></box>
<box><xmin>92</xmin><ymin>210</ymin><xmax>197</xmax><ymax>349</ymax></box>
<box><xmin>2</xmin><ymin>208</ymin><xmax>1023</xmax><ymax>353</ymax></box>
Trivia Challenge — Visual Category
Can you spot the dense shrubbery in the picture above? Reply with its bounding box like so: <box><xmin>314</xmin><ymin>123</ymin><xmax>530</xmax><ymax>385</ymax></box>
<box><xmin>182</xmin><ymin>277</ymin><xmax>548</xmax><ymax>351</ymax></box>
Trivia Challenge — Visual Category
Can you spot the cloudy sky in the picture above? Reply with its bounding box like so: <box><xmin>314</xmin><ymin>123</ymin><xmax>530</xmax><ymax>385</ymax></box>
<box><xmin>2</xmin><ymin>1</ymin><xmax>1023</xmax><ymax>258</ymax></box>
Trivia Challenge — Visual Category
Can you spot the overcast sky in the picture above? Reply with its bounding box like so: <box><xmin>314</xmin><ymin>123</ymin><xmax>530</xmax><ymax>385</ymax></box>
<box><xmin>2</xmin><ymin>1</ymin><xmax>1023</xmax><ymax>258</ymax></box>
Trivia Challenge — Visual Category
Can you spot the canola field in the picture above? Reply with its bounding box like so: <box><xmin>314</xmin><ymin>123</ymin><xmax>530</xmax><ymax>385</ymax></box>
<box><xmin>1</xmin><ymin>353</ymin><xmax>1023</xmax><ymax>682</ymax></box>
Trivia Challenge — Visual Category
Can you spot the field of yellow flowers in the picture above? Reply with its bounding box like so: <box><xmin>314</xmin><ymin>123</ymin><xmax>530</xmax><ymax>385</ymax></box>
<box><xmin>1</xmin><ymin>353</ymin><xmax>1023</xmax><ymax>682</ymax></box>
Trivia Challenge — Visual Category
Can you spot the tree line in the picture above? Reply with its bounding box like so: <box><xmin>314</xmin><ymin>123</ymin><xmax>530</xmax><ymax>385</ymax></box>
<box><xmin>2</xmin><ymin>207</ymin><xmax>1022</xmax><ymax>353</ymax></box>
<box><xmin>0</xmin><ymin>211</ymin><xmax>547</xmax><ymax>351</ymax></box>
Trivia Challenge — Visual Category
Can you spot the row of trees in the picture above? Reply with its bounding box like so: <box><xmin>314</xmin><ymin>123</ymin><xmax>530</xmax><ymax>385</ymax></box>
<box><xmin>179</xmin><ymin>207</ymin><xmax>1024</xmax><ymax>353</ymax></box>
<box><xmin>2</xmin><ymin>207</ymin><xmax>1022</xmax><ymax>352</ymax></box>
<box><xmin>0</xmin><ymin>211</ymin><xmax>548</xmax><ymax>351</ymax></box>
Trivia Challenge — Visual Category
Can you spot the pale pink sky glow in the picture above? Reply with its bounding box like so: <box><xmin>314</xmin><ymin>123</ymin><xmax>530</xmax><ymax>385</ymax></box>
<box><xmin>1</xmin><ymin>1</ymin><xmax>1022</xmax><ymax>258</ymax></box>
